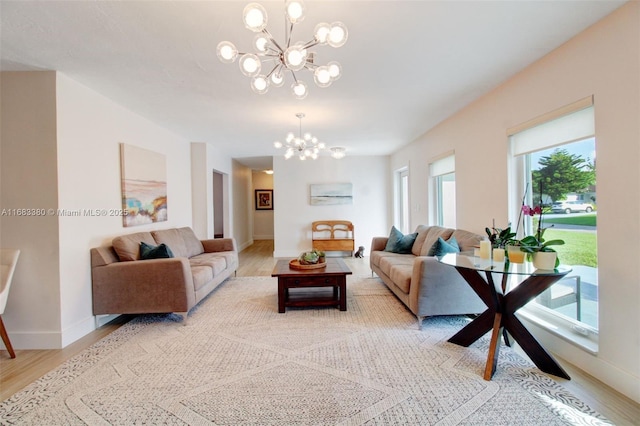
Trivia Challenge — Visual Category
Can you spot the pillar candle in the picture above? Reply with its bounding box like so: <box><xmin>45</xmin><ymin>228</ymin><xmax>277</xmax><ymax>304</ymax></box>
<box><xmin>479</xmin><ymin>240</ymin><xmax>491</xmax><ymax>259</ymax></box>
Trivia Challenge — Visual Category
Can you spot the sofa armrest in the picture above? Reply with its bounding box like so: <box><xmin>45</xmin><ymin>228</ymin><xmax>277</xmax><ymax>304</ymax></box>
<box><xmin>371</xmin><ymin>237</ymin><xmax>388</xmax><ymax>252</ymax></box>
<box><xmin>201</xmin><ymin>238</ymin><xmax>237</xmax><ymax>253</ymax></box>
<box><xmin>92</xmin><ymin>257</ymin><xmax>195</xmax><ymax>315</ymax></box>
<box><xmin>408</xmin><ymin>256</ymin><xmax>485</xmax><ymax>316</ymax></box>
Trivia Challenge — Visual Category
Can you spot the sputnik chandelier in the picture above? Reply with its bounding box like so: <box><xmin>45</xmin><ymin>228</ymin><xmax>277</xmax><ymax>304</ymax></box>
<box><xmin>274</xmin><ymin>113</ymin><xmax>346</xmax><ymax>160</ymax></box>
<box><xmin>216</xmin><ymin>0</ymin><xmax>348</xmax><ymax>99</ymax></box>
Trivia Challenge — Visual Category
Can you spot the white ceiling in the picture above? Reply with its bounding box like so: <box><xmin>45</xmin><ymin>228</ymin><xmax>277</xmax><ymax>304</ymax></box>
<box><xmin>0</xmin><ymin>0</ymin><xmax>625</xmax><ymax>170</ymax></box>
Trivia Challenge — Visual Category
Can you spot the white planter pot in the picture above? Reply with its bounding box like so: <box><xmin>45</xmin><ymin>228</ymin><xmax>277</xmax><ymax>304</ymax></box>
<box><xmin>532</xmin><ymin>252</ymin><xmax>557</xmax><ymax>270</ymax></box>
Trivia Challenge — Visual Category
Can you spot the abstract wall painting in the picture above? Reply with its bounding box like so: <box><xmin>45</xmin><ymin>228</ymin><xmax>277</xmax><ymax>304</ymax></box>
<box><xmin>310</xmin><ymin>183</ymin><xmax>353</xmax><ymax>206</ymax></box>
<box><xmin>120</xmin><ymin>143</ymin><xmax>167</xmax><ymax>227</ymax></box>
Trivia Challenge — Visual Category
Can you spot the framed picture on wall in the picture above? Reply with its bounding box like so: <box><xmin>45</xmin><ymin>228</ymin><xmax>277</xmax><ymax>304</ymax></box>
<box><xmin>255</xmin><ymin>189</ymin><xmax>273</xmax><ymax>210</ymax></box>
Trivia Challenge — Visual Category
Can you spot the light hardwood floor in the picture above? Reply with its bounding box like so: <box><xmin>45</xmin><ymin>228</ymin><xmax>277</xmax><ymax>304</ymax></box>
<box><xmin>1</xmin><ymin>240</ymin><xmax>638</xmax><ymax>425</ymax></box>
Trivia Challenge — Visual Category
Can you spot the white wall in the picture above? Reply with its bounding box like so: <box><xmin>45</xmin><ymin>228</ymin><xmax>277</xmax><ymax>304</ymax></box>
<box><xmin>391</xmin><ymin>3</ymin><xmax>639</xmax><ymax>402</ymax></box>
<box><xmin>273</xmin><ymin>156</ymin><xmax>390</xmax><ymax>259</ymax></box>
<box><xmin>252</xmin><ymin>171</ymin><xmax>274</xmax><ymax>240</ymax></box>
<box><xmin>1</xmin><ymin>71</ymin><xmax>196</xmax><ymax>348</ymax></box>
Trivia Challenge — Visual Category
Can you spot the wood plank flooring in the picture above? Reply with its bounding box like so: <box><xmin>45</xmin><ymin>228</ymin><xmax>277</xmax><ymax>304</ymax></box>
<box><xmin>1</xmin><ymin>239</ymin><xmax>638</xmax><ymax>425</ymax></box>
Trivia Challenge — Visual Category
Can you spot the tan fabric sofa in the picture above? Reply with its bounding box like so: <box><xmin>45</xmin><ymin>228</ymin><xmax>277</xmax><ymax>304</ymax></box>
<box><xmin>91</xmin><ymin>227</ymin><xmax>238</xmax><ymax>320</ymax></box>
<box><xmin>370</xmin><ymin>225</ymin><xmax>486</xmax><ymax>329</ymax></box>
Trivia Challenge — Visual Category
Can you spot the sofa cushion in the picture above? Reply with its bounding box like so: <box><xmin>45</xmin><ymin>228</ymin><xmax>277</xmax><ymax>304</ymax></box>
<box><xmin>428</xmin><ymin>236</ymin><xmax>460</xmax><ymax>256</ymax></box>
<box><xmin>389</xmin><ymin>264</ymin><xmax>413</xmax><ymax>293</ymax></box>
<box><xmin>190</xmin><ymin>265</ymin><xmax>214</xmax><ymax>291</ymax></box>
<box><xmin>112</xmin><ymin>232</ymin><xmax>156</xmax><ymax>261</ymax></box>
<box><xmin>450</xmin><ymin>229</ymin><xmax>484</xmax><ymax>252</ymax></box>
<box><xmin>420</xmin><ymin>227</ymin><xmax>455</xmax><ymax>256</ymax></box>
<box><xmin>411</xmin><ymin>225</ymin><xmax>430</xmax><ymax>256</ymax></box>
<box><xmin>140</xmin><ymin>242</ymin><xmax>175</xmax><ymax>260</ymax></box>
<box><xmin>379</xmin><ymin>253</ymin><xmax>414</xmax><ymax>279</ymax></box>
<box><xmin>178</xmin><ymin>227</ymin><xmax>205</xmax><ymax>257</ymax></box>
<box><xmin>384</xmin><ymin>226</ymin><xmax>418</xmax><ymax>254</ymax></box>
<box><xmin>152</xmin><ymin>229</ymin><xmax>188</xmax><ymax>258</ymax></box>
<box><xmin>190</xmin><ymin>253</ymin><xmax>227</xmax><ymax>277</ymax></box>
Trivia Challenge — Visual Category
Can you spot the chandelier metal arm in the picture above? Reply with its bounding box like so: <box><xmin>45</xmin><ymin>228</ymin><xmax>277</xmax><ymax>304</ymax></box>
<box><xmin>262</xmin><ymin>28</ymin><xmax>284</xmax><ymax>54</ymax></box>
<box><xmin>265</xmin><ymin>63</ymin><xmax>280</xmax><ymax>79</ymax></box>
<box><xmin>286</xmin><ymin>22</ymin><xmax>295</xmax><ymax>49</ymax></box>
<box><xmin>290</xmin><ymin>69</ymin><xmax>299</xmax><ymax>83</ymax></box>
<box><xmin>301</xmin><ymin>39</ymin><xmax>320</xmax><ymax>50</ymax></box>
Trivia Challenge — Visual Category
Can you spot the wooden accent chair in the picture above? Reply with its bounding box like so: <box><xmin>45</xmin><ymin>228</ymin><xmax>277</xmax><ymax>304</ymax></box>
<box><xmin>312</xmin><ymin>220</ymin><xmax>355</xmax><ymax>257</ymax></box>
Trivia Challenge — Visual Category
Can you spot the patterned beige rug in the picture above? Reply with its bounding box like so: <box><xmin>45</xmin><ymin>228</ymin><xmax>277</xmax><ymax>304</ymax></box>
<box><xmin>0</xmin><ymin>276</ymin><xmax>611</xmax><ymax>425</ymax></box>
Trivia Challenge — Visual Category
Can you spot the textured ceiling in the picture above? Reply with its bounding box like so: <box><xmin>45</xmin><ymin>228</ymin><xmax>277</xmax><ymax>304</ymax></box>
<box><xmin>0</xmin><ymin>0</ymin><xmax>626</xmax><ymax>170</ymax></box>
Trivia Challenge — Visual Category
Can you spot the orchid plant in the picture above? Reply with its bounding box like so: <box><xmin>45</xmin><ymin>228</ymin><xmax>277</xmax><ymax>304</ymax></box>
<box><xmin>518</xmin><ymin>187</ymin><xmax>564</xmax><ymax>257</ymax></box>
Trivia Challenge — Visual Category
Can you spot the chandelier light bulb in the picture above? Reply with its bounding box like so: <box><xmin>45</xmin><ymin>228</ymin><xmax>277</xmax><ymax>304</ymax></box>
<box><xmin>270</xmin><ymin>71</ymin><xmax>284</xmax><ymax>87</ymax></box>
<box><xmin>318</xmin><ymin>142</ymin><xmax>326</xmax><ymax>149</ymax></box>
<box><xmin>314</xmin><ymin>22</ymin><xmax>331</xmax><ymax>44</ymax></box>
<box><xmin>285</xmin><ymin>0</ymin><xmax>305</xmax><ymax>24</ymax></box>
<box><xmin>314</xmin><ymin>66</ymin><xmax>332</xmax><ymax>87</ymax></box>
<box><xmin>327</xmin><ymin>61</ymin><xmax>342</xmax><ymax>80</ymax></box>
<box><xmin>292</xmin><ymin>81</ymin><xmax>308</xmax><ymax>99</ymax></box>
<box><xmin>250</xmin><ymin>75</ymin><xmax>269</xmax><ymax>94</ymax></box>
<box><xmin>217</xmin><ymin>41</ymin><xmax>238</xmax><ymax>63</ymax></box>
<box><xmin>328</xmin><ymin>22</ymin><xmax>348</xmax><ymax>48</ymax></box>
<box><xmin>253</xmin><ymin>34</ymin><xmax>269</xmax><ymax>52</ymax></box>
<box><xmin>284</xmin><ymin>45</ymin><xmax>307</xmax><ymax>71</ymax></box>
<box><xmin>274</xmin><ymin>141</ymin><xmax>283</xmax><ymax>148</ymax></box>
<box><xmin>304</xmin><ymin>132</ymin><xmax>312</xmax><ymax>141</ymax></box>
<box><xmin>239</xmin><ymin>54</ymin><xmax>261</xmax><ymax>76</ymax></box>
<box><xmin>243</xmin><ymin>3</ymin><xmax>268</xmax><ymax>32</ymax></box>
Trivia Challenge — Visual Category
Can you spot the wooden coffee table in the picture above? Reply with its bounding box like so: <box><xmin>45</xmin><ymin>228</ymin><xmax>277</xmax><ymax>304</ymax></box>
<box><xmin>271</xmin><ymin>258</ymin><xmax>352</xmax><ymax>313</ymax></box>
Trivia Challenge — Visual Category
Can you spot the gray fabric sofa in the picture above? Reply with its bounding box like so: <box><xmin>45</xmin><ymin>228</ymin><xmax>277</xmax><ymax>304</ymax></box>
<box><xmin>91</xmin><ymin>227</ymin><xmax>238</xmax><ymax>321</ymax></box>
<box><xmin>370</xmin><ymin>225</ymin><xmax>486</xmax><ymax>329</ymax></box>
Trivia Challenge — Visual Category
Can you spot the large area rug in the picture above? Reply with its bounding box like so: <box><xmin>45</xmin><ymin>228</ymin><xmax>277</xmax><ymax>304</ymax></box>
<box><xmin>1</xmin><ymin>276</ymin><xmax>611</xmax><ymax>425</ymax></box>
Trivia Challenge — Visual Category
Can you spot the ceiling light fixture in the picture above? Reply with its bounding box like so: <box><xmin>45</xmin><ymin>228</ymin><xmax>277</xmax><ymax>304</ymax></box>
<box><xmin>216</xmin><ymin>0</ymin><xmax>348</xmax><ymax>100</ymax></box>
<box><xmin>330</xmin><ymin>147</ymin><xmax>346</xmax><ymax>159</ymax></box>
<box><xmin>274</xmin><ymin>113</ymin><xmax>339</xmax><ymax>161</ymax></box>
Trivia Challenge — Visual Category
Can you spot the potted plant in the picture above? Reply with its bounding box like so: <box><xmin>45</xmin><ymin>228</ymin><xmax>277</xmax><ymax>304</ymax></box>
<box><xmin>485</xmin><ymin>224</ymin><xmax>516</xmax><ymax>249</ymax></box>
<box><xmin>518</xmin><ymin>204</ymin><xmax>564</xmax><ymax>269</ymax></box>
<box><xmin>312</xmin><ymin>249</ymin><xmax>326</xmax><ymax>263</ymax></box>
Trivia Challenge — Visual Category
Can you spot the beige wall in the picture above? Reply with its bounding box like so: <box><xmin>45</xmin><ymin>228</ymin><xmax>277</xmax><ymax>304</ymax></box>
<box><xmin>0</xmin><ymin>72</ymin><xmax>62</xmax><ymax>346</ymax></box>
<box><xmin>252</xmin><ymin>171</ymin><xmax>274</xmax><ymax>240</ymax></box>
<box><xmin>391</xmin><ymin>3</ymin><xmax>639</xmax><ymax>401</ymax></box>
<box><xmin>232</xmin><ymin>160</ymin><xmax>253</xmax><ymax>252</ymax></box>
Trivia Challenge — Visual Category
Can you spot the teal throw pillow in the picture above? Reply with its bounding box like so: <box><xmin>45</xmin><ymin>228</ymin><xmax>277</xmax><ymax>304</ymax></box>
<box><xmin>428</xmin><ymin>236</ymin><xmax>460</xmax><ymax>256</ymax></box>
<box><xmin>140</xmin><ymin>242</ymin><xmax>174</xmax><ymax>260</ymax></box>
<box><xmin>384</xmin><ymin>226</ymin><xmax>418</xmax><ymax>254</ymax></box>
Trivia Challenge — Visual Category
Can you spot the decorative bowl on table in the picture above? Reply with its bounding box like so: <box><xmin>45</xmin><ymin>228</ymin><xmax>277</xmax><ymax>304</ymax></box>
<box><xmin>289</xmin><ymin>250</ymin><xmax>327</xmax><ymax>270</ymax></box>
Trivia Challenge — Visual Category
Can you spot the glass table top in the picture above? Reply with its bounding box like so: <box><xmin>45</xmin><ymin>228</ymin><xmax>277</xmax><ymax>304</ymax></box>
<box><xmin>437</xmin><ymin>252</ymin><xmax>572</xmax><ymax>276</ymax></box>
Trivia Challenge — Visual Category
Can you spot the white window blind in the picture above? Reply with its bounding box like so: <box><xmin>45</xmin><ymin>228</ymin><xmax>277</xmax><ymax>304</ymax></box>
<box><xmin>509</xmin><ymin>98</ymin><xmax>595</xmax><ymax>156</ymax></box>
<box><xmin>430</xmin><ymin>154</ymin><xmax>455</xmax><ymax>177</ymax></box>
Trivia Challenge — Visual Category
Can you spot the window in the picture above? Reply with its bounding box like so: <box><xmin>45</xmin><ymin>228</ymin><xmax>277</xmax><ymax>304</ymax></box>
<box><xmin>430</xmin><ymin>154</ymin><xmax>456</xmax><ymax>228</ymax></box>
<box><xmin>509</xmin><ymin>97</ymin><xmax>598</xmax><ymax>347</ymax></box>
<box><xmin>395</xmin><ymin>167</ymin><xmax>410</xmax><ymax>234</ymax></box>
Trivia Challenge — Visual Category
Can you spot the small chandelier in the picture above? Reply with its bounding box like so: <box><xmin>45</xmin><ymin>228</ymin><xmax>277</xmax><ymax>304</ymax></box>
<box><xmin>274</xmin><ymin>113</ymin><xmax>329</xmax><ymax>160</ymax></box>
<box><xmin>216</xmin><ymin>0</ymin><xmax>348</xmax><ymax>100</ymax></box>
